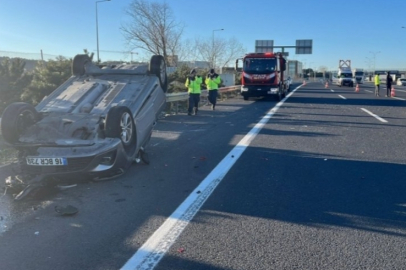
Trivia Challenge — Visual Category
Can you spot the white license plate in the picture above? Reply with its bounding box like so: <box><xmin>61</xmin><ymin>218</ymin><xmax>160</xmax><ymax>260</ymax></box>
<box><xmin>26</xmin><ymin>157</ymin><xmax>68</xmax><ymax>166</ymax></box>
<box><xmin>268</xmin><ymin>88</ymin><xmax>278</xmax><ymax>94</ymax></box>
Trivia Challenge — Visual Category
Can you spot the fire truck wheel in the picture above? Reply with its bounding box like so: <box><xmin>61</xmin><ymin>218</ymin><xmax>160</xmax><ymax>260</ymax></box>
<box><xmin>277</xmin><ymin>88</ymin><xmax>282</xmax><ymax>101</ymax></box>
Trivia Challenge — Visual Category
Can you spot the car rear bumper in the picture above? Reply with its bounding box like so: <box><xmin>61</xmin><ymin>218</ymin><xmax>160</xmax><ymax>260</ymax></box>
<box><xmin>17</xmin><ymin>138</ymin><xmax>132</xmax><ymax>180</ymax></box>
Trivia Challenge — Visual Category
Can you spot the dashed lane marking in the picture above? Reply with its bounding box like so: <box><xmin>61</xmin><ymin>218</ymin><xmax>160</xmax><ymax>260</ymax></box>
<box><xmin>360</xmin><ymin>108</ymin><xmax>388</xmax><ymax>123</ymax></box>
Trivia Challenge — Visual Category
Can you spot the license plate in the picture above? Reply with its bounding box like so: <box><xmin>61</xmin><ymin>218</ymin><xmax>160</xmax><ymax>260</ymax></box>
<box><xmin>26</xmin><ymin>157</ymin><xmax>68</xmax><ymax>166</ymax></box>
<box><xmin>268</xmin><ymin>88</ymin><xmax>278</xmax><ymax>94</ymax></box>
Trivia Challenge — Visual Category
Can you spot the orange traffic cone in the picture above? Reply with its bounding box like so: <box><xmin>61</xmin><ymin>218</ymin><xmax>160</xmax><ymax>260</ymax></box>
<box><xmin>391</xmin><ymin>86</ymin><xmax>396</xmax><ymax>97</ymax></box>
<box><xmin>303</xmin><ymin>80</ymin><xmax>306</xmax><ymax>86</ymax></box>
<box><xmin>325</xmin><ymin>81</ymin><xmax>329</xmax><ymax>88</ymax></box>
<box><xmin>355</xmin><ymin>84</ymin><xmax>359</xmax><ymax>92</ymax></box>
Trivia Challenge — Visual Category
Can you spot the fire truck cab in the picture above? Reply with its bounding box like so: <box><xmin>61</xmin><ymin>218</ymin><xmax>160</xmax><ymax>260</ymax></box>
<box><xmin>236</xmin><ymin>52</ymin><xmax>289</xmax><ymax>101</ymax></box>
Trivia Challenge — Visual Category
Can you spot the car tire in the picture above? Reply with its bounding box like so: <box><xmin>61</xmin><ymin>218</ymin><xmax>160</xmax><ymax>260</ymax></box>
<box><xmin>243</xmin><ymin>95</ymin><xmax>249</xmax><ymax>101</ymax></box>
<box><xmin>105</xmin><ymin>106</ymin><xmax>136</xmax><ymax>154</ymax></box>
<box><xmin>149</xmin><ymin>55</ymin><xmax>168</xmax><ymax>92</ymax></box>
<box><xmin>1</xmin><ymin>102</ymin><xmax>40</xmax><ymax>144</ymax></box>
<box><xmin>72</xmin><ymin>54</ymin><xmax>91</xmax><ymax>76</ymax></box>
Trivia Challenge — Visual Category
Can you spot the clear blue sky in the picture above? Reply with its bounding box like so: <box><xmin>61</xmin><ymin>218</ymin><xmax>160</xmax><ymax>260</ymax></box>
<box><xmin>1</xmin><ymin>0</ymin><xmax>406</xmax><ymax>71</ymax></box>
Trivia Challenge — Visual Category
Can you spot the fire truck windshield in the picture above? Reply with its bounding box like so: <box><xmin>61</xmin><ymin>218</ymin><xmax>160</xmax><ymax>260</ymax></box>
<box><xmin>243</xmin><ymin>58</ymin><xmax>276</xmax><ymax>74</ymax></box>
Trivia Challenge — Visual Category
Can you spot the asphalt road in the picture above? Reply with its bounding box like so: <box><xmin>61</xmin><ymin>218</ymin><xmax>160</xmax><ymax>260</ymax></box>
<box><xmin>1</xmin><ymin>80</ymin><xmax>406</xmax><ymax>270</ymax></box>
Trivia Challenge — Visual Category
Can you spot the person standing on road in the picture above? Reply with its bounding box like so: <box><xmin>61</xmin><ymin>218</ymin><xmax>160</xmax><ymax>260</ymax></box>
<box><xmin>205</xmin><ymin>68</ymin><xmax>221</xmax><ymax>110</ymax></box>
<box><xmin>185</xmin><ymin>68</ymin><xmax>202</xmax><ymax>115</ymax></box>
<box><xmin>386</xmin><ymin>71</ymin><xmax>393</xmax><ymax>97</ymax></box>
<box><xmin>374</xmin><ymin>73</ymin><xmax>380</xmax><ymax>97</ymax></box>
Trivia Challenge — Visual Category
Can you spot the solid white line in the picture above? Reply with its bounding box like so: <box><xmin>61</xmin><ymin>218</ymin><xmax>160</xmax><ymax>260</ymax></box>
<box><xmin>338</xmin><ymin>95</ymin><xmax>346</xmax><ymax>99</ymax></box>
<box><xmin>120</xmin><ymin>86</ymin><xmax>301</xmax><ymax>270</ymax></box>
<box><xmin>364</xmin><ymin>90</ymin><xmax>373</xmax><ymax>93</ymax></box>
<box><xmin>360</xmin><ymin>108</ymin><xmax>388</xmax><ymax>123</ymax></box>
<box><xmin>392</xmin><ymin>96</ymin><xmax>406</xmax><ymax>100</ymax></box>
<box><xmin>330</xmin><ymin>89</ymin><xmax>334</xmax><ymax>92</ymax></box>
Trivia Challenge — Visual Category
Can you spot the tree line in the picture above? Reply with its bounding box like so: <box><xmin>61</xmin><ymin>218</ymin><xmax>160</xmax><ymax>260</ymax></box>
<box><xmin>0</xmin><ymin>0</ymin><xmax>244</xmax><ymax>114</ymax></box>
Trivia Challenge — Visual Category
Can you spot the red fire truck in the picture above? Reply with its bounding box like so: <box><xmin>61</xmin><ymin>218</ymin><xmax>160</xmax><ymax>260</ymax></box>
<box><xmin>236</xmin><ymin>52</ymin><xmax>290</xmax><ymax>101</ymax></box>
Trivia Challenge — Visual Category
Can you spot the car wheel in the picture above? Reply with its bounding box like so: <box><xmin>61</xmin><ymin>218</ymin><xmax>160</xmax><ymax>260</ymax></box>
<box><xmin>243</xmin><ymin>95</ymin><xmax>249</xmax><ymax>101</ymax></box>
<box><xmin>105</xmin><ymin>106</ymin><xmax>137</xmax><ymax>154</ymax></box>
<box><xmin>72</xmin><ymin>54</ymin><xmax>91</xmax><ymax>76</ymax></box>
<box><xmin>1</xmin><ymin>102</ymin><xmax>40</xmax><ymax>144</ymax></box>
<box><xmin>149</xmin><ymin>55</ymin><xmax>168</xmax><ymax>92</ymax></box>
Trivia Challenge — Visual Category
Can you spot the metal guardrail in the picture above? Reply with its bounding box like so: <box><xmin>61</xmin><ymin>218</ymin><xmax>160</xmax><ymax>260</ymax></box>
<box><xmin>164</xmin><ymin>85</ymin><xmax>241</xmax><ymax>114</ymax></box>
<box><xmin>165</xmin><ymin>85</ymin><xmax>240</xmax><ymax>102</ymax></box>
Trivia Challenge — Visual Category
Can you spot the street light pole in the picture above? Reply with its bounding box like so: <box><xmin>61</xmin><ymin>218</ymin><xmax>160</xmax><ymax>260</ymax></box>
<box><xmin>308</xmin><ymin>62</ymin><xmax>314</xmax><ymax>80</ymax></box>
<box><xmin>212</xmin><ymin>28</ymin><xmax>224</xmax><ymax>70</ymax></box>
<box><xmin>96</xmin><ymin>0</ymin><xmax>111</xmax><ymax>63</ymax></box>
<box><xmin>369</xmin><ymin>51</ymin><xmax>380</xmax><ymax>74</ymax></box>
<box><xmin>130</xmin><ymin>52</ymin><xmax>138</xmax><ymax>64</ymax></box>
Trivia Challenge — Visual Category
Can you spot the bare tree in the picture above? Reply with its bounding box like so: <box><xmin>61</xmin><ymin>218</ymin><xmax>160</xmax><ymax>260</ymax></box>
<box><xmin>121</xmin><ymin>0</ymin><xmax>184</xmax><ymax>66</ymax></box>
<box><xmin>195</xmin><ymin>36</ymin><xmax>246</xmax><ymax>70</ymax></box>
<box><xmin>319</xmin><ymin>65</ymin><xmax>328</xmax><ymax>79</ymax></box>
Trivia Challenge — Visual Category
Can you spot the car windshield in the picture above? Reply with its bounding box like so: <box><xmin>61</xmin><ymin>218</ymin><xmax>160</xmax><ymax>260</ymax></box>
<box><xmin>355</xmin><ymin>72</ymin><xmax>363</xmax><ymax>76</ymax></box>
<box><xmin>243</xmin><ymin>58</ymin><xmax>276</xmax><ymax>74</ymax></box>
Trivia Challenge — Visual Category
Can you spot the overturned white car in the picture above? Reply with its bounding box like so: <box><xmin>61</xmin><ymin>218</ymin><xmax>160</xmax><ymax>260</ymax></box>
<box><xmin>1</xmin><ymin>54</ymin><xmax>167</xmax><ymax>199</ymax></box>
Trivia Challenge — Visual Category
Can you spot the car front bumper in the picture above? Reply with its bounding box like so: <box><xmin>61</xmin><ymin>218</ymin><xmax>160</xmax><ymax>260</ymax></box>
<box><xmin>241</xmin><ymin>85</ymin><xmax>280</xmax><ymax>97</ymax></box>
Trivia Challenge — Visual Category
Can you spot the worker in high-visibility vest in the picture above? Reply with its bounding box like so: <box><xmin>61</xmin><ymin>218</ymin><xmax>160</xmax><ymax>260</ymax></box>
<box><xmin>185</xmin><ymin>69</ymin><xmax>202</xmax><ymax>115</ymax></box>
<box><xmin>374</xmin><ymin>74</ymin><xmax>380</xmax><ymax>97</ymax></box>
<box><xmin>205</xmin><ymin>68</ymin><xmax>221</xmax><ymax>110</ymax></box>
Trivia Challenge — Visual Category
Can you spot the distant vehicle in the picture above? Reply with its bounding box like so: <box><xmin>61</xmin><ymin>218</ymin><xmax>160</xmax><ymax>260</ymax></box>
<box><xmin>1</xmin><ymin>54</ymin><xmax>168</xmax><ymax>200</ymax></box>
<box><xmin>396</xmin><ymin>78</ymin><xmax>406</xmax><ymax>86</ymax></box>
<box><xmin>235</xmin><ymin>52</ymin><xmax>290</xmax><ymax>101</ymax></box>
<box><xmin>334</xmin><ymin>60</ymin><xmax>354</xmax><ymax>87</ymax></box>
<box><xmin>352</xmin><ymin>68</ymin><xmax>364</xmax><ymax>84</ymax></box>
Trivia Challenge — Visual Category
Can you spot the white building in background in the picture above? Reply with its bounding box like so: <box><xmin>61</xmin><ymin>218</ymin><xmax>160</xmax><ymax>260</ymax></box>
<box><xmin>219</xmin><ymin>73</ymin><xmax>235</xmax><ymax>87</ymax></box>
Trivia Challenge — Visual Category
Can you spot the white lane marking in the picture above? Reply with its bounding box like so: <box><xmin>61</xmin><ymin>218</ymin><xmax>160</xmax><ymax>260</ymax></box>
<box><xmin>338</xmin><ymin>95</ymin><xmax>346</xmax><ymax>99</ymax></box>
<box><xmin>120</xmin><ymin>86</ymin><xmax>302</xmax><ymax>270</ymax></box>
<box><xmin>330</xmin><ymin>89</ymin><xmax>334</xmax><ymax>92</ymax></box>
<box><xmin>364</xmin><ymin>90</ymin><xmax>373</xmax><ymax>93</ymax></box>
<box><xmin>360</xmin><ymin>108</ymin><xmax>388</xmax><ymax>123</ymax></box>
<box><xmin>392</xmin><ymin>97</ymin><xmax>406</xmax><ymax>100</ymax></box>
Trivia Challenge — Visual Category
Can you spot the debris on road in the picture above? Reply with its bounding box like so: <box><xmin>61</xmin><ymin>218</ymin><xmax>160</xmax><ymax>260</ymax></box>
<box><xmin>57</xmin><ymin>184</ymin><xmax>77</xmax><ymax>191</ymax></box>
<box><xmin>54</xmin><ymin>205</ymin><xmax>78</xmax><ymax>216</ymax></box>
